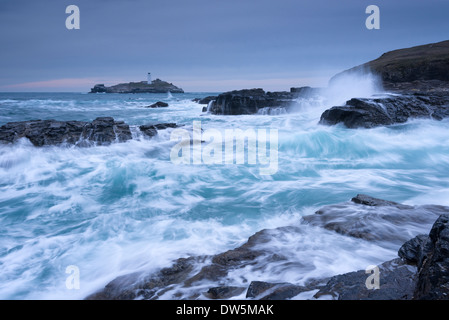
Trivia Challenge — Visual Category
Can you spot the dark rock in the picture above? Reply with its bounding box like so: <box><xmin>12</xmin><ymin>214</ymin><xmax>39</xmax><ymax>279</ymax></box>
<box><xmin>319</xmin><ymin>93</ymin><xmax>449</xmax><ymax>129</ymax></box>
<box><xmin>0</xmin><ymin>117</ymin><xmax>132</xmax><ymax>147</ymax></box>
<box><xmin>314</xmin><ymin>258</ymin><xmax>417</xmax><ymax>300</ymax></box>
<box><xmin>311</xmin><ymin>213</ymin><xmax>449</xmax><ymax>300</ymax></box>
<box><xmin>145</xmin><ymin>101</ymin><xmax>169</xmax><ymax>108</ymax></box>
<box><xmin>90</xmin><ymin>84</ymin><xmax>107</xmax><ymax>93</ymax></box>
<box><xmin>85</xmin><ymin>196</ymin><xmax>449</xmax><ymax>301</ymax></box>
<box><xmin>414</xmin><ymin>214</ymin><xmax>449</xmax><ymax>300</ymax></box>
<box><xmin>194</xmin><ymin>96</ymin><xmax>217</xmax><ymax>105</ymax></box>
<box><xmin>398</xmin><ymin>234</ymin><xmax>429</xmax><ymax>265</ymax></box>
<box><xmin>302</xmin><ymin>195</ymin><xmax>447</xmax><ymax>245</ymax></box>
<box><xmin>90</xmin><ymin>78</ymin><xmax>184</xmax><ymax>94</ymax></box>
<box><xmin>206</xmin><ymin>286</ymin><xmax>246</xmax><ymax>299</ymax></box>
<box><xmin>246</xmin><ymin>281</ymin><xmax>279</xmax><ymax>298</ymax></box>
<box><xmin>139</xmin><ymin>123</ymin><xmax>179</xmax><ymax>138</ymax></box>
<box><xmin>201</xmin><ymin>106</ymin><xmax>208</xmax><ymax>112</ymax></box>
<box><xmin>351</xmin><ymin>194</ymin><xmax>407</xmax><ymax>208</ymax></box>
<box><xmin>290</xmin><ymin>86</ymin><xmax>322</xmax><ymax>97</ymax></box>
<box><xmin>208</xmin><ymin>88</ymin><xmax>298</xmax><ymax>115</ymax></box>
<box><xmin>86</xmin><ymin>257</ymin><xmax>199</xmax><ymax>300</ymax></box>
<box><xmin>246</xmin><ymin>281</ymin><xmax>309</xmax><ymax>300</ymax></box>
<box><xmin>86</xmin><ymin>228</ymin><xmax>277</xmax><ymax>300</ymax></box>
<box><xmin>184</xmin><ymin>229</ymin><xmax>271</xmax><ymax>286</ymax></box>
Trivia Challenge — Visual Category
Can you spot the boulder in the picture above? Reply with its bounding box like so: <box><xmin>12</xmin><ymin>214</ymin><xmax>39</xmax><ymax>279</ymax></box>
<box><xmin>145</xmin><ymin>101</ymin><xmax>169</xmax><ymax>108</ymax></box>
<box><xmin>319</xmin><ymin>92</ymin><xmax>449</xmax><ymax>128</ymax></box>
<box><xmin>208</xmin><ymin>88</ymin><xmax>298</xmax><ymax>115</ymax></box>
<box><xmin>139</xmin><ymin>123</ymin><xmax>179</xmax><ymax>138</ymax></box>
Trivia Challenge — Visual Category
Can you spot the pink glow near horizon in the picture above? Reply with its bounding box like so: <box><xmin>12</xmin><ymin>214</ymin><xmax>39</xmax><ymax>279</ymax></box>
<box><xmin>1</xmin><ymin>76</ymin><xmax>331</xmax><ymax>92</ymax></box>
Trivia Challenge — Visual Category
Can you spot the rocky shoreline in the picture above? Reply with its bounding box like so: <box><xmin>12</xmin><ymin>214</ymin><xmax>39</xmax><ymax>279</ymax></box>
<box><xmin>2</xmin><ymin>40</ymin><xmax>448</xmax><ymax>300</ymax></box>
<box><xmin>0</xmin><ymin>117</ymin><xmax>179</xmax><ymax>147</ymax></box>
<box><xmin>196</xmin><ymin>40</ymin><xmax>449</xmax><ymax>129</ymax></box>
<box><xmin>85</xmin><ymin>194</ymin><xmax>449</xmax><ymax>300</ymax></box>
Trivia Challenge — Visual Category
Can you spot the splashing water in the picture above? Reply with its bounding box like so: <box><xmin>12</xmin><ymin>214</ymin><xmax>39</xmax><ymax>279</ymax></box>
<box><xmin>0</xmin><ymin>78</ymin><xmax>448</xmax><ymax>300</ymax></box>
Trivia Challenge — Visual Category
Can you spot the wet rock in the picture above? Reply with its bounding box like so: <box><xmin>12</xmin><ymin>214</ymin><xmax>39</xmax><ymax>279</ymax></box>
<box><xmin>302</xmin><ymin>195</ymin><xmax>447</xmax><ymax>245</ymax></box>
<box><xmin>246</xmin><ymin>281</ymin><xmax>279</xmax><ymax>298</ymax></box>
<box><xmin>208</xmin><ymin>88</ymin><xmax>298</xmax><ymax>115</ymax></box>
<box><xmin>290</xmin><ymin>86</ymin><xmax>322</xmax><ymax>97</ymax></box>
<box><xmin>206</xmin><ymin>286</ymin><xmax>246</xmax><ymax>299</ymax></box>
<box><xmin>351</xmin><ymin>194</ymin><xmax>409</xmax><ymax>208</ymax></box>
<box><xmin>139</xmin><ymin>123</ymin><xmax>179</xmax><ymax>137</ymax></box>
<box><xmin>145</xmin><ymin>101</ymin><xmax>169</xmax><ymax>108</ymax></box>
<box><xmin>398</xmin><ymin>234</ymin><xmax>429</xmax><ymax>265</ymax></box>
<box><xmin>314</xmin><ymin>214</ymin><xmax>449</xmax><ymax>300</ymax></box>
<box><xmin>85</xmin><ymin>198</ymin><xmax>449</xmax><ymax>301</ymax></box>
<box><xmin>184</xmin><ymin>229</ymin><xmax>271</xmax><ymax>285</ymax></box>
<box><xmin>319</xmin><ymin>93</ymin><xmax>449</xmax><ymax>129</ymax></box>
<box><xmin>85</xmin><ymin>257</ymin><xmax>199</xmax><ymax>300</ymax></box>
<box><xmin>414</xmin><ymin>214</ymin><xmax>449</xmax><ymax>300</ymax></box>
<box><xmin>246</xmin><ymin>281</ymin><xmax>309</xmax><ymax>300</ymax></box>
<box><xmin>193</xmin><ymin>96</ymin><xmax>217</xmax><ymax>105</ymax></box>
<box><xmin>0</xmin><ymin>117</ymin><xmax>132</xmax><ymax>147</ymax></box>
<box><xmin>314</xmin><ymin>258</ymin><xmax>417</xmax><ymax>300</ymax></box>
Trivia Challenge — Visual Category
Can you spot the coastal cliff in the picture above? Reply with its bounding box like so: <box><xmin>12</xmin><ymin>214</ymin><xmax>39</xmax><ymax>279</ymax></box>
<box><xmin>330</xmin><ymin>40</ymin><xmax>449</xmax><ymax>93</ymax></box>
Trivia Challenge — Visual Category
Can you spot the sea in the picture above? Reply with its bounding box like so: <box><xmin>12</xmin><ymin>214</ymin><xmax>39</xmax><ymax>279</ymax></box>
<box><xmin>1</xmin><ymin>75</ymin><xmax>449</xmax><ymax>299</ymax></box>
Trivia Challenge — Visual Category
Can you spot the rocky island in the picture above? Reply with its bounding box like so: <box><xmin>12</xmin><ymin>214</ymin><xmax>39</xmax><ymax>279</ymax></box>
<box><xmin>90</xmin><ymin>78</ymin><xmax>184</xmax><ymax>94</ymax></box>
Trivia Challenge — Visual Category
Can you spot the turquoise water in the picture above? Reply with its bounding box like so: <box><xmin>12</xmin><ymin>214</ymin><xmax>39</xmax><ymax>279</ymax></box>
<box><xmin>1</xmin><ymin>90</ymin><xmax>449</xmax><ymax>299</ymax></box>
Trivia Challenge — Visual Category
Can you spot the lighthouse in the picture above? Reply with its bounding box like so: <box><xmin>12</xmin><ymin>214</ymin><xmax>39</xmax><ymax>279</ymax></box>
<box><xmin>147</xmin><ymin>72</ymin><xmax>152</xmax><ymax>84</ymax></box>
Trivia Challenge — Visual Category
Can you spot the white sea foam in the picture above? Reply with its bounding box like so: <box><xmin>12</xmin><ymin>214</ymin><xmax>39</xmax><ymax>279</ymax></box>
<box><xmin>0</xmin><ymin>91</ymin><xmax>448</xmax><ymax>299</ymax></box>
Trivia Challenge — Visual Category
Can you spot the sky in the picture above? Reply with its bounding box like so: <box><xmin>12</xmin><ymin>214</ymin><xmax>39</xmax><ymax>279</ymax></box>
<box><xmin>0</xmin><ymin>0</ymin><xmax>448</xmax><ymax>92</ymax></box>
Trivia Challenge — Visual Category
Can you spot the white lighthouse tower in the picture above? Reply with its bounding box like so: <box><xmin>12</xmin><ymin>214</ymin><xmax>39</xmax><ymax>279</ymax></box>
<box><xmin>147</xmin><ymin>72</ymin><xmax>152</xmax><ymax>84</ymax></box>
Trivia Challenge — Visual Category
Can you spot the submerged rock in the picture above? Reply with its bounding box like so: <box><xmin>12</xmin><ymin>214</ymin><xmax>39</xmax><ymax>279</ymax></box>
<box><xmin>302</xmin><ymin>194</ymin><xmax>448</xmax><ymax>245</ymax></box>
